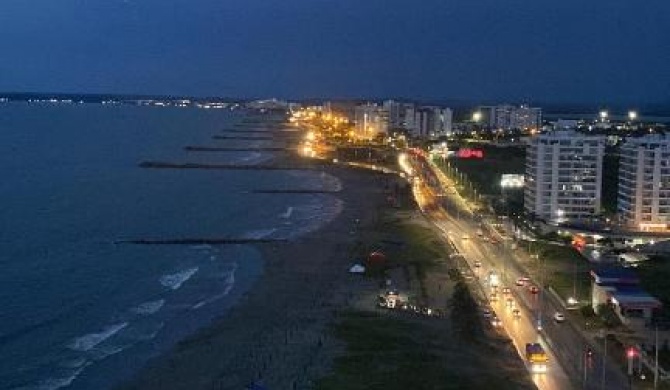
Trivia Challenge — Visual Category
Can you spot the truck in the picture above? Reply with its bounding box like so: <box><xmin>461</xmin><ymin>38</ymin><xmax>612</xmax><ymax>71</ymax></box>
<box><xmin>525</xmin><ymin>343</ymin><xmax>548</xmax><ymax>373</ymax></box>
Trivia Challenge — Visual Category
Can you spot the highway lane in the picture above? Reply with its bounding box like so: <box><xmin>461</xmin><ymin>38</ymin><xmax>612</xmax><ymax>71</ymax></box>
<box><xmin>406</xmin><ymin>153</ymin><xmax>630</xmax><ymax>389</ymax></box>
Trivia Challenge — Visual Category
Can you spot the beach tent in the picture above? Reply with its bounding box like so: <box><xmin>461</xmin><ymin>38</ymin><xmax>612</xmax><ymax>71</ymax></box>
<box><xmin>349</xmin><ymin>264</ymin><xmax>366</xmax><ymax>273</ymax></box>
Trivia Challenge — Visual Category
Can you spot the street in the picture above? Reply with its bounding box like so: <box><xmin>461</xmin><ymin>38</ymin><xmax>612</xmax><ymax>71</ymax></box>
<box><xmin>405</xmin><ymin>151</ymin><xmax>630</xmax><ymax>390</ymax></box>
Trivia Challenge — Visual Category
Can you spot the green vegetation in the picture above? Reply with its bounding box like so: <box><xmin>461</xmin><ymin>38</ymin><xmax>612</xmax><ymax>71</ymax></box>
<box><xmin>435</xmin><ymin>144</ymin><xmax>525</xmax><ymax>214</ymax></box>
<box><xmin>521</xmin><ymin>240</ymin><xmax>591</xmax><ymax>301</ymax></box>
<box><xmin>447</xmin><ymin>144</ymin><xmax>526</xmax><ymax>196</ymax></box>
<box><xmin>316</xmin><ymin>310</ymin><xmax>532</xmax><ymax>390</ymax></box>
<box><xmin>450</xmin><ymin>281</ymin><xmax>483</xmax><ymax>341</ymax></box>
<box><xmin>637</xmin><ymin>255</ymin><xmax>670</xmax><ymax>319</ymax></box>
<box><xmin>321</xmin><ymin>201</ymin><xmax>534</xmax><ymax>390</ymax></box>
<box><xmin>354</xmin><ymin>210</ymin><xmax>450</xmax><ymax>297</ymax></box>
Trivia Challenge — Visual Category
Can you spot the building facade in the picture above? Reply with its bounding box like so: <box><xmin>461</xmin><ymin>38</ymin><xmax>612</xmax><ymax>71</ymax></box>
<box><xmin>618</xmin><ymin>134</ymin><xmax>670</xmax><ymax>232</ymax></box>
<box><xmin>404</xmin><ymin>106</ymin><xmax>453</xmax><ymax>138</ymax></box>
<box><xmin>524</xmin><ymin>130</ymin><xmax>606</xmax><ymax>223</ymax></box>
<box><xmin>478</xmin><ymin>104</ymin><xmax>541</xmax><ymax>131</ymax></box>
<box><xmin>354</xmin><ymin>103</ymin><xmax>388</xmax><ymax>139</ymax></box>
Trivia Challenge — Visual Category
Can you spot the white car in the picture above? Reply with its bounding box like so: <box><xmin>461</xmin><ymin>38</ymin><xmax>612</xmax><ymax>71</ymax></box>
<box><xmin>554</xmin><ymin>312</ymin><xmax>566</xmax><ymax>323</ymax></box>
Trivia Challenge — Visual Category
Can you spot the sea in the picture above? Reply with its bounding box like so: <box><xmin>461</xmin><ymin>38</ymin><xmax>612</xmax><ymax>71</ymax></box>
<box><xmin>0</xmin><ymin>103</ymin><xmax>343</xmax><ymax>390</ymax></box>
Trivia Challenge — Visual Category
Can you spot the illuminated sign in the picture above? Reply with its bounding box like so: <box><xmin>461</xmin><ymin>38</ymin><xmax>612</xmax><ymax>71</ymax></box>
<box><xmin>457</xmin><ymin>148</ymin><xmax>484</xmax><ymax>158</ymax></box>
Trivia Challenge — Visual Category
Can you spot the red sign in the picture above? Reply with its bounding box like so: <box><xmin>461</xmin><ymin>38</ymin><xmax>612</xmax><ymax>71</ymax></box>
<box><xmin>457</xmin><ymin>148</ymin><xmax>484</xmax><ymax>159</ymax></box>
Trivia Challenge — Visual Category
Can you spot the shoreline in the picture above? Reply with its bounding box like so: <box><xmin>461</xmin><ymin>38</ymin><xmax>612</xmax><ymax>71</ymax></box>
<box><xmin>117</xmin><ymin>147</ymin><xmax>392</xmax><ymax>389</ymax></box>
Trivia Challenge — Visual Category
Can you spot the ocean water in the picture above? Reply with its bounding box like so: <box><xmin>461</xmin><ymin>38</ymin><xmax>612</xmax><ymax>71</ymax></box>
<box><xmin>0</xmin><ymin>103</ymin><xmax>343</xmax><ymax>389</ymax></box>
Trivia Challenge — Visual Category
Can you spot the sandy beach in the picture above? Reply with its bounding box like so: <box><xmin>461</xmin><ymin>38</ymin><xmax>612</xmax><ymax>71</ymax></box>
<box><xmin>117</xmin><ymin>153</ymin><xmax>392</xmax><ymax>389</ymax></box>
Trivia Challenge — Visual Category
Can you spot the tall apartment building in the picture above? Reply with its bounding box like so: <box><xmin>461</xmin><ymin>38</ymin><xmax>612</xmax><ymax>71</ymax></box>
<box><xmin>524</xmin><ymin>130</ymin><xmax>606</xmax><ymax>223</ymax></box>
<box><xmin>404</xmin><ymin>106</ymin><xmax>453</xmax><ymax>138</ymax></box>
<box><xmin>382</xmin><ymin>100</ymin><xmax>411</xmax><ymax>129</ymax></box>
<box><xmin>618</xmin><ymin>135</ymin><xmax>670</xmax><ymax>232</ymax></box>
<box><xmin>478</xmin><ymin>104</ymin><xmax>541</xmax><ymax>131</ymax></box>
<box><xmin>354</xmin><ymin>103</ymin><xmax>388</xmax><ymax>139</ymax></box>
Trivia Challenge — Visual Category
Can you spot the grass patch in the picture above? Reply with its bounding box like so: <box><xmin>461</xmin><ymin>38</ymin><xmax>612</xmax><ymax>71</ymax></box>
<box><xmin>520</xmin><ymin>240</ymin><xmax>592</xmax><ymax>301</ymax></box>
<box><xmin>450</xmin><ymin>281</ymin><xmax>484</xmax><ymax>341</ymax></box>
<box><xmin>359</xmin><ymin>214</ymin><xmax>451</xmax><ymax>296</ymax></box>
<box><xmin>316</xmin><ymin>310</ymin><xmax>533</xmax><ymax>390</ymax></box>
<box><xmin>637</xmin><ymin>255</ymin><xmax>670</xmax><ymax>320</ymax></box>
<box><xmin>447</xmin><ymin>144</ymin><xmax>526</xmax><ymax>196</ymax></box>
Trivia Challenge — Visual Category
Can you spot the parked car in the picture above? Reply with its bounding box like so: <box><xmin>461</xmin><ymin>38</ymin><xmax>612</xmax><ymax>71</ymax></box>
<box><xmin>516</xmin><ymin>276</ymin><xmax>530</xmax><ymax>286</ymax></box>
<box><xmin>554</xmin><ymin>312</ymin><xmax>566</xmax><ymax>323</ymax></box>
<box><xmin>529</xmin><ymin>285</ymin><xmax>539</xmax><ymax>294</ymax></box>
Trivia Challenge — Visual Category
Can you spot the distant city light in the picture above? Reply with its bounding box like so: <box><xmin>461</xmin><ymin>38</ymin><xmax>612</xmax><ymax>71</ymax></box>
<box><xmin>628</xmin><ymin>110</ymin><xmax>638</xmax><ymax>121</ymax></box>
<box><xmin>599</xmin><ymin>110</ymin><xmax>608</xmax><ymax>121</ymax></box>
<box><xmin>500</xmin><ymin>174</ymin><xmax>524</xmax><ymax>188</ymax></box>
<box><xmin>472</xmin><ymin>111</ymin><xmax>482</xmax><ymax>122</ymax></box>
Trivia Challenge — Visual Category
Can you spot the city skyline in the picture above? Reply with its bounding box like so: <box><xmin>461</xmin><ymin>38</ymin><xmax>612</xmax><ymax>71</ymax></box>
<box><xmin>1</xmin><ymin>0</ymin><xmax>669</xmax><ymax>105</ymax></box>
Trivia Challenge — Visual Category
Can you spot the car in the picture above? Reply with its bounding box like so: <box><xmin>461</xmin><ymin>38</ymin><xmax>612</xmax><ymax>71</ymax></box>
<box><xmin>505</xmin><ymin>297</ymin><xmax>515</xmax><ymax>308</ymax></box>
<box><xmin>490</xmin><ymin>293</ymin><xmax>499</xmax><ymax>302</ymax></box>
<box><xmin>474</xmin><ymin>260</ymin><xmax>482</xmax><ymax>268</ymax></box>
<box><xmin>462</xmin><ymin>235</ymin><xmax>470</xmax><ymax>240</ymax></box>
<box><xmin>482</xmin><ymin>308</ymin><xmax>492</xmax><ymax>318</ymax></box>
<box><xmin>512</xmin><ymin>308</ymin><xmax>521</xmax><ymax>319</ymax></box>
<box><xmin>554</xmin><ymin>312</ymin><xmax>566</xmax><ymax>322</ymax></box>
<box><xmin>502</xmin><ymin>287</ymin><xmax>511</xmax><ymax>295</ymax></box>
<box><xmin>529</xmin><ymin>285</ymin><xmax>539</xmax><ymax>294</ymax></box>
<box><xmin>491</xmin><ymin>316</ymin><xmax>503</xmax><ymax>328</ymax></box>
<box><xmin>516</xmin><ymin>277</ymin><xmax>530</xmax><ymax>286</ymax></box>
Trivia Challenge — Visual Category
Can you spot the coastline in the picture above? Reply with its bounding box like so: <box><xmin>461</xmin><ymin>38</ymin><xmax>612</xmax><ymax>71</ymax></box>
<box><xmin>117</xmin><ymin>151</ymin><xmax>391</xmax><ymax>389</ymax></box>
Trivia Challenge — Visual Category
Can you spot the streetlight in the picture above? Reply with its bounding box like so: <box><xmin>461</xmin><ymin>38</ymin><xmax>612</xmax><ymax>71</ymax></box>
<box><xmin>628</xmin><ymin>110</ymin><xmax>638</xmax><ymax>121</ymax></box>
<box><xmin>599</xmin><ymin>110</ymin><xmax>609</xmax><ymax>122</ymax></box>
<box><xmin>472</xmin><ymin>111</ymin><xmax>482</xmax><ymax>123</ymax></box>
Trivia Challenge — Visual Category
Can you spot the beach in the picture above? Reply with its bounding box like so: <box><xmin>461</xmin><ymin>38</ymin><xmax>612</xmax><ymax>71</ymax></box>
<box><xmin>117</xmin><ymin>153</ymin><xmax>391</xmax><ymax>389</ymax></box>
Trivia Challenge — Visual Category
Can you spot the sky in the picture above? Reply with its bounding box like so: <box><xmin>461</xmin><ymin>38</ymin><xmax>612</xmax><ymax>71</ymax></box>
<box><xmin>1</xmin><ymin>0</ymin><xmax>669</xmax><ymax>105</ymax></box>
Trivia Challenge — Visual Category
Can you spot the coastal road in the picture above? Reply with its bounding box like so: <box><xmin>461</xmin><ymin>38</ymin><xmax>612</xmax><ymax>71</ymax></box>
<box><xmin>406</xmin><ymin>152</ymin><xmax>629</xmax><ymax>390</ymax></box>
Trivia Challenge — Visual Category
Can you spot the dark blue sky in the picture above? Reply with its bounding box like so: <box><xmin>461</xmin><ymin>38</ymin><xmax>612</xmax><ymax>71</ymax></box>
<box><xmin>1</xmin><ymin>0</ymin><xmax>669</xmax><ymax>104</ymax></box>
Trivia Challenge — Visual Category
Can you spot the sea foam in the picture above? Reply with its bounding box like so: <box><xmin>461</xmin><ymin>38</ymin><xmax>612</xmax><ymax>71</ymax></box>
<box><xmin>67</xmin><ymin>322</ymin><xmax>128</xmax><ymax>352</ymax></box>
<box><xmin>243</xmin><ymin>228</ymin><xmax>276</xmax><ymax>240</ymax></box>
<box><xmin>131</xmin><ymin>299</ymin><xmax>165</xmax><ymax>315</ymax></box>
<box><xmin>160</xmin><ymin>267</ymin><xmax>199</xmax><ymax>290</ymax></box>
<box><xmin>33</xmin><ymin>363</ymin><xmax>89</xmax><ymax>390</ymax></box>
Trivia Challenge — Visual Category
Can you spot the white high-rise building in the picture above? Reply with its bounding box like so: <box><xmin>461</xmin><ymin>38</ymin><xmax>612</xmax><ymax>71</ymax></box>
<box><xmin>403</xmin><ymin>106</ymin><xmax>453</xmax><ymax>138</ymax></box>
<box><xmin>354</xmin><ymin>103</ymin><xmax>388</xmax><ymax>139</ymax></box>
<box><xmin>618</xmin><ymin>134</ymin><xmax>670</xmax><ymax>232</ymax></box>
<box><xmin>383</xmin><ymin>100</ymin><xmax>405</xmax><ymax>129</ymax></box>
<box><xmin>478</xmin><ymin>104</ymin><xmax>541</xmax><ymax>131</ymax></box>
<box><xmin>524</xmin><ymin>130</ymin><xmax>606</xmax><ymax>223</ymax></box>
